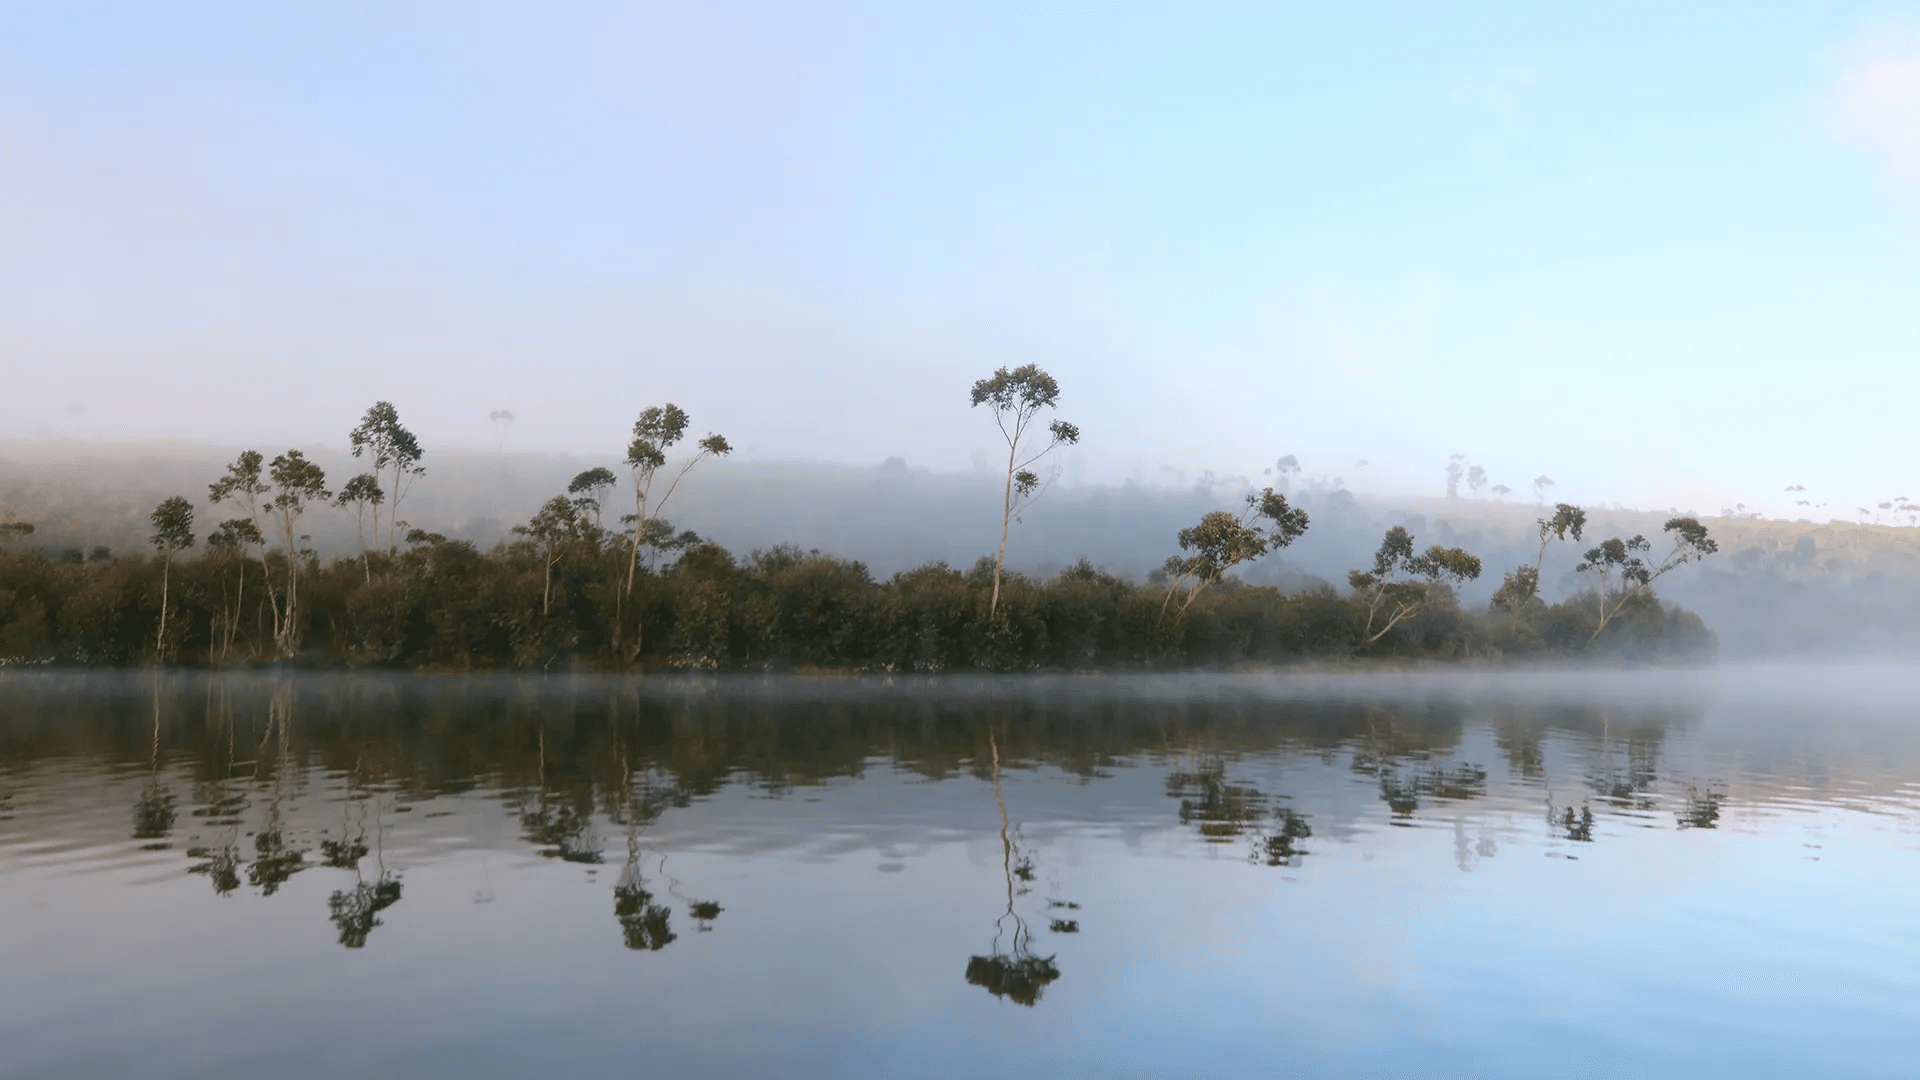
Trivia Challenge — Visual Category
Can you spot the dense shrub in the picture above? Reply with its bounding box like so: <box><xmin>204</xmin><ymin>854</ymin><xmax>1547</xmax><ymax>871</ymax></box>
<box><xmin>0</xmin><ymin>537</ymin><xmax>1714</xmax><ymax>671</ymax></box>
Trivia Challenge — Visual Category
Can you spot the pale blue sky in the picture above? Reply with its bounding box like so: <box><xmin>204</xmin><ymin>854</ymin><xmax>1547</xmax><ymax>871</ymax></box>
<box><xmin>1</xmin><ymin>2</ymin><xmax>1915</xmax><ymax>517</ymax></box>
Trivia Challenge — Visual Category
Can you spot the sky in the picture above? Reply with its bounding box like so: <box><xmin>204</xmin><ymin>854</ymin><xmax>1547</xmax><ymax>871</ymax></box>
<box><xmin>1</xmin><ymin>1</ymin><xmax>1916</xmax><ymax>519</ymax></box>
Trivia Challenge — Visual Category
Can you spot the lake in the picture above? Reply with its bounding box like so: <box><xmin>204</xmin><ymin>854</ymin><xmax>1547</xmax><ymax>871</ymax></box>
<box><xmin>2</xmin><ymin>668</ymin><xmax>1917</xmax><ymax>1078</ymax></box>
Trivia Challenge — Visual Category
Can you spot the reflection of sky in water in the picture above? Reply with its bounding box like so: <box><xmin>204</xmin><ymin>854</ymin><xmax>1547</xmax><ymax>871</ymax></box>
<box><xmin>1</xmin><ymin>670</ymin><xmax>1918</xmax><ymax>1078</ymax></box>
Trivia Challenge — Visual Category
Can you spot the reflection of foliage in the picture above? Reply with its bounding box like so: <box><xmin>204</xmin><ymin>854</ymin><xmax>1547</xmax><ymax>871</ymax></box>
<box><xmin>965</xmin><ymin>953</ymin><xmax>1061</xmax><ymax>1007</ymax></box>
<box><xmin>187</xmin><ymin>844</ymin><xmax>242</xmax><ymax>895</ymax></box>
<box><xmin>1167</xmin><ymin>759</ymin><xmax>1312</xmax><ymax>865</ymax></box>
<box><xmin>1168</xmin><ymin>763</ymin><xmax>1267</xmax><ymax>841</ymax></box>
<box><xmin>248</xmin><ymin>829</ymin><xmax>305</xmax><ymax>894</ymax></box>
<box><xmin>132</xmin><ymin>780</ymin><xmax>177</xmax><ymax>839</ymax></box>
<box><xmin>320</xmin><ymin>838</ymin><xmax>369</xmax><ymax>869</ymax></box>
<box><xmin>614</xmin><ymin>875</ymin><xmax>676</xmax><ymax>951</ymax></box>
<box><xmin>521</xmin><ymin>797</ymin><xmax>602</xmax><ymax>864</ymax></box>
<box><xmin>1588</xmin><ymin>736</ymin><xmax>1662</xmax><ymax>810</ymax></box>
<box><xmin>1561</xmin><ymin>805</ymin><xmax>1594</xmax><ymax>842</ymax></box>
<box><xmin>1372</xmin><ymin>762</ymin><xmax>1487</xmax><ymax>820</ymax></box>
<box><xmin>1258</xmin><ymin>808</ymin><xmax>1312</xmax><ymax>865</ymax></box>
<box><xmin>328</xmin><ymin>876</ymin><xmax>403</xmax><ymax>948</ymax></box>
<box><xmin>1678</xmin><ymin>786</ymin><xmax>1722</xmax><ymax>830</ymax></box>
<box><xmin>687</xmin><ymin>900</ymin><xmax>722</xmax><ymax>932</ymax></box>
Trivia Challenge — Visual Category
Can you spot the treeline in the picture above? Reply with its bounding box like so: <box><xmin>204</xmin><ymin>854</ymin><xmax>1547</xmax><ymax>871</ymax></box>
<box><xmin>0</xmin><ymin>387</ymin><xmax>1719</xmax><ymax>670</ymax></box>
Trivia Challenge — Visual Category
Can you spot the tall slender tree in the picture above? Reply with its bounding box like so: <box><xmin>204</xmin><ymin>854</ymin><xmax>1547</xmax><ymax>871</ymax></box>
<box><xmin>206</xmin><ymin>518</ymin><xmax>264</xmax><ymax>661</ymax></box>
<box><xmin>348</xmin><ymin>402</ymin><xmax>424</xmax><ymax>554</ymax></box>
<box><xmin>621</xmin><ymin>405</ymin><xmax>730</xmax><ymax>599</ymax></box>
<box><xmin>567</xmin><ymin>467</ymin><xmax>618</xmax><ymax>540</ymax></box>
<box><xmin>970</xmin><ymin>365</ymin><xmax>1080</xmax><ymax>617</ymax></box>
<box><xmin>1491</xmin><ymin>503</ymin><xmax>1586</xmax><ymax>627</ymax></box>
<box><xmin>265</xmin><ymin>451</ymin><xmax>329</xmax><ymax>658</ymax></box>
<box><xmin>148</xmin><ymin>497</ymin><xmax>195</xmax><ymax>658</ymax></box>
<box><xmin>334</xmin><ymin>473</ymin><xmax>384</xmax><ymax>582</ymax></box>
<box><xmin>208</xmin><ymin>452</ymin><xmax>283</xmax><ymax>647</ymax></box>
<box><xmin>515</xmin><ymin>495</ymin><xmax>584</xmax><ymax>617</ymax></box>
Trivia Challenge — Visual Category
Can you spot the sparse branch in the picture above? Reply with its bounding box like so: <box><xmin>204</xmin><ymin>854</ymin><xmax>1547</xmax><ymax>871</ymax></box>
<box><xmin>1161</xmin><ymin>488</ymin><xmax>1309</xmax><ymax>621</ymax></box>
<box><xmin>971</xmin><ymin>365</ymin><xmax>1078</xmax><ymax>618</ymax></box>
<box><xmin>1577</xmin><ymin>517</ymin><xmax>1715</xmax><ymax>638</ymax></box>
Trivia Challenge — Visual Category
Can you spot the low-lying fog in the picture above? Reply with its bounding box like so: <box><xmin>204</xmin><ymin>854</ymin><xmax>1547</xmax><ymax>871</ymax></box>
<box><xmin>5</xmin><ymin>440</ymin><xmax>1920</xmax><ymax>659</ymax></box>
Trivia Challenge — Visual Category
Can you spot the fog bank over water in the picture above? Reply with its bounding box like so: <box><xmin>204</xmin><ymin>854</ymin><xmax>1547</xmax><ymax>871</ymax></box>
<box><xmin>5</xmin><ymin>441</ymin><xmax>1920</xmax><ymax>658</ymax></box>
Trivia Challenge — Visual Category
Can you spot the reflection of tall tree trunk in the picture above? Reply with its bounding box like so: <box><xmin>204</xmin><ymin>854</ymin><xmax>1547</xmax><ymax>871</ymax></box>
<box><xmin>965</xmin><ymin>728</ymin><xmax>1059</xmax><ymax>1007</ymax></box>
<box><xmin>613</xmin><ymin>746</ymin><xmax>674</xmax><ymax>951</ymax></box>
<box><xmin>133</xmin><ymin>677</ymin><xmax>176</xmax><ymax>841</ymax></box>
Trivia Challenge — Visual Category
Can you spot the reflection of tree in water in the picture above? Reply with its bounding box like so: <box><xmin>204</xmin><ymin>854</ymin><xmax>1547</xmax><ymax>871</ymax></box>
<box><xmin>1165</xmin><ymin>756</ymin><xmax>1312</xmax><ymax>866</ymax></box>
<box><xmin>1349</xmin><ymin>708</ymin><xmax>1487</xmax><ymax>823</ymax></box>
<box><xmin>325</xmin><ymin>783</ymin><xmax>402</xmax><ymax>949</ymax></box>
<box><xmin>613</xmin><ymin>748</ymin><xmax>682</xmax><ymax>951</ymax></box>
<box><xmin>186</xmin><ymin>689</ymin><xmax>245</xmax><ymax>896</ymax></box>
<box><xmin>1560</xmin><ymin>805</ymin><xmax>1595</xmax><ymax>842</ymax></box>
<box><xmin>1678</xmin><ymin>785</ymin><xmax>1722</xmax><ymax>830</ymax></box>
<box><xmin>133</xmin><ymin>780</ymin><xmax>177</xmax><ymax>840</ymax></box>
<box><xmin>520</xmin><ymin>727</ymin><xmax>602</xmax><ymax>864</ymax></box>
<box><xmin>329</xmin><ymin>876</ymin><xmax>403</xmax><ymax>948</ymax></box>
<box><xmin>1584</xmin><ymin>715</ymin><xmax>1665</xmax><ymax>812</ymax></box>
<box><xmin>133</xmin><ymin>680</ymin><xmax>176</xmax><ymax>842</ymax></box>
<box><xmin>247</xmin><ymin>688</ymin><xmax>305</xmax><ymax>895</ymax></box>
<box><xmin>965</xmin><ymin>729</ymin><xmax>1062</xmax><ymax>1007</ymax></box>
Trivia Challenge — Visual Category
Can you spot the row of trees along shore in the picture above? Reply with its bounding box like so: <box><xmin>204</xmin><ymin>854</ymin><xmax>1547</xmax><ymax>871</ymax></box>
<box><xmin>0</xmin><ymin>370</ymin><xmax>1719</xmax><ymax>669</ymax></box>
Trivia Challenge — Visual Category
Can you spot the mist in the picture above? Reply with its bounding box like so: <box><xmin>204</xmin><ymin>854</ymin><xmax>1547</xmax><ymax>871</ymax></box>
<box><xmin>7</xmin><ymin>437</ymin><xmax>1920</xmax><ymax>660</ymax></box>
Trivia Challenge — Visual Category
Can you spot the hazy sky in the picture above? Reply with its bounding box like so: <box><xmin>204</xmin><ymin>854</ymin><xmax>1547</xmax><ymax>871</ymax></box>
<box><xmin>2</xmin><ymin>2</ymin><xmax>1916</xmax><ymax>517</ymax></box>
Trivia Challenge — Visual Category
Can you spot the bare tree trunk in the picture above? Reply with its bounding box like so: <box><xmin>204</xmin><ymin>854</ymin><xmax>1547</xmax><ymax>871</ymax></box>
<box><xmin>156</xmin><ymin>555</ymin><xmax>171</xmax><ymax>660</ymax></box>
<box><xmin>991</xmin><ymin>442</ymin><xmax>1016</xmax><ymax>618</ymax></box>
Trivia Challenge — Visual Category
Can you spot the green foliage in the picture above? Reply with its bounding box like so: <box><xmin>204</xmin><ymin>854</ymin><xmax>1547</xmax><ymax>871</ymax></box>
<box><xmin>1162</xmin><ymin>487</ymin><xmax>1309</xmax><ymax>620</ymax></box>
<box><xmin>971</xmin><ymin>364</ymin><xmax>1081</xmax><ymax>616</ymax></box>
<box><xmin>149</xmin><ymin>497</ymin><xmax>195</xmax><ymax>556</ymax></box>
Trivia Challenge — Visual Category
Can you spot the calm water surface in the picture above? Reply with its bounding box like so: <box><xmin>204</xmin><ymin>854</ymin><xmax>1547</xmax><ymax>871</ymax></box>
<box><xmin>3</xmin><ymin>668</ymin><xmax>1918</xmax><ymax>1078</ymax></box>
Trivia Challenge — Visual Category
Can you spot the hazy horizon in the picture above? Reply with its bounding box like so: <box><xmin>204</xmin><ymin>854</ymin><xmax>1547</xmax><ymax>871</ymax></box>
<box><xmin>4</xmin><ymin>3</ymin><xmax>1919</xmax><ymax>520</ymax></box>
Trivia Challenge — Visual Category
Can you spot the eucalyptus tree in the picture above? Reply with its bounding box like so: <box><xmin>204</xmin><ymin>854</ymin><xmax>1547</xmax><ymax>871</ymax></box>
<box><xmin>148</xmin><ymin>496</ymin><xmax>195</xmax><ymax>657</ymax></box>
<box><xmin>264</xmin><ymin>451</ymin><xmax>330</xmax><ymax>658</ymax></box>
<box><xmin>514</xmin><ymin>495</ymin><xmax>584</xmax><ymax>616</ymax></box>
<box><xmin>208</xmin><ymin>452</ymin><xmax>281</xmax><ymax>647</ymax></box>
<box><xmin>1532</xmin><ymin>475</ymin><xmax>1555</xmax><ymax>505</ymax></box>
<box><xmin>621</xmin><ymin>404</ymin><xmax>731</xmax><ymax>599</ymax></box>
<box><xmin>334</xmin><ymin>473</ymin><xmax>384</xmax><ymax>581</ymax></box>
<box><xmin>1159</xmin><ymin>487</ymin><xmax>1309</xmax><ymax>620</ymax></box>
<box><xmin>1272</xmin><ymin>454</ymin><xmax>1302</xmax><ymax>494</ymax></box>
<box><xmin>969</xmin><ymin>365</ymin><xmax>1080</xmax><ymax>618</ymax></box>
<box><xmin>567</xmin><ymin>467</ymin><xmax>618</xmax><ymax>539</ymax></box>
<box><xmin>348</xmin><ymin>401</ymin><xmax>424</xmax><ymax>554</ymax></box>
<box><xmin>1576</xmin><ymin>517</ymin><xmax>1717</xmax><ymax>639</ymax></box>
<box><xmin>206</xmin><ymin>518</ymin><xmax>264</xmax><ymax>660</ymax></box>
<box><xmin>1490</xmin><ymin>503</ymin><xmax>1586</xmax><ymax>626</ymax></box>
<box><xmin>1348</xmin><ymin>526</ymin><xmax>1483</xmax><ymax>644</ymax></box>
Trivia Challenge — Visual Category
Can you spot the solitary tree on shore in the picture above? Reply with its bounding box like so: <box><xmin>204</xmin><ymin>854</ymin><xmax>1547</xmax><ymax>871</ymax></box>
<box><xmin>149</xmin><ymin>497</ymin><xmax>195</xmax><ymax>657</ymax></box>
<box><xmin>970</xmin><ymin>365</ymin><xmax>1080</xmax><ymax>618</ymax></box>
